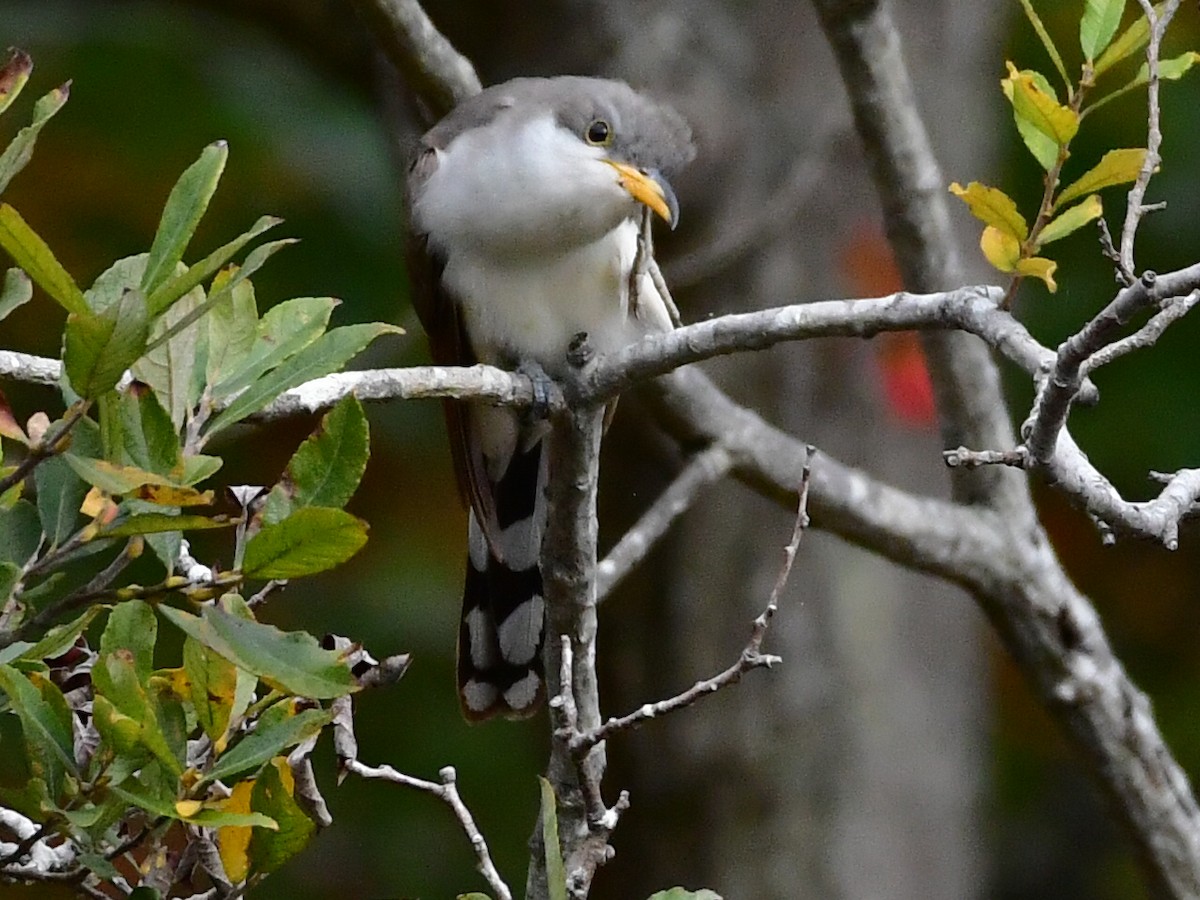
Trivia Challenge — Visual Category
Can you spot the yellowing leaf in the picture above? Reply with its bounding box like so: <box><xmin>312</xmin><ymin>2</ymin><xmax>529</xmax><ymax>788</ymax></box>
<box><xmin>1056</xmin><ymin>148</ymin><xmax>1148</xmax><ymax>208</ymax></box>
<box><xmin>175</xmin><ymin>799</ymin><xmax>203</xmax><ymax>817</ymax></box>
<box><xmin>1094</xmin><ymin>2</ymin><xmax>1167</xmax><ymax>77</ymax></box>
<box><xmin>218</xmin><ymin>780</ymin><xmax>256</xmax><ymax>883</ymax></box>
<box><xmin>1038</xmin><ymin>195</ymin><xmax>1103</xmax><ymax>245</ymax></box>
<box><xmin>134</xmin><ymin>483</ymin><xmax>215</xmax><ymax>507</ymax></box>
<box><xmin>948</xmin><ymin>182</ymin><xmax>1029</xmax><ymax>241</ymax></box>
<box><xmin>1004</xmin><ymin>62</ymin><xmax>1079</xmax><ymax>147</ymax></box>
<box><xmin>1016</xmin><ymin>256</ymin><xmax>1058</xmax><ymax>292</ymax></box>
<box><xmin>80</xmin><ymin>486</ymin><xmax>108</xmax><ymax>519</ymax></box>
<box><xmin>1001</xmin><ymin>69</ymin><xmax>1060</xmax><ymax>170</ymax></box>
<box><xmin>979</xmin><ymin>226</ymin><xmax>1021</xmax><ymax>273</ymax></box>
<box><xmin>1127</xmin><ymin>51</ymin><xmax>1200</xmax><ymax>91</ymax></box>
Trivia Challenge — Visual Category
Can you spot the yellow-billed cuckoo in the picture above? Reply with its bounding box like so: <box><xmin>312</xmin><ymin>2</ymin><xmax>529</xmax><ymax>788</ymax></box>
<box><xmin>406</xmin><ymin>77</ymin><xmax>694</xmax><ymax>720</ymax></box>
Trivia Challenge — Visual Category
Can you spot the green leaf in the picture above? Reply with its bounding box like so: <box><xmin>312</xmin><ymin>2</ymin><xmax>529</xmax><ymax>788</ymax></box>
<box><xmin>64</xmin><ymin>289</ymin><xmax>150</xmax><ymax>398</ymax></box>
<box><xmin>180</xmin><ymin>454</ymin><xmax>222</xmax><ymax>486</ymax></box>
<box><xmin>104</xmin><ymin>385</ymin><xmax>181</xmax><ymax>477</ymax></box>
<box><xmin>1015</xmin><ymin>0</ymin><xmax>1071</xmax><ymax>90</ymax></box>
<box><xmin>0</xmin><ymin>664</ymin><xmax>75</xmax><ymax>799</ymax></box>
<box><xmin>1037</xmin><ymin>195</ymin><xmax>1103</xmax><ymax>245</ymax></box>
<box><xmin>34</xmin><ymin>455</ymin><xmax>87</xmax><ymax>548</ymax></box>
<box><xmin>645</xmin><ymin>890</ymin><xmax>724</xmax><ymax>900</ymax></box>
<box><xmin>249</xmin><ymin>758</ymin><xmax>316</xmax><ymax>874</ymax></box>
<box><xmin>205</xmin><ymin>273</ymin><xmax>259</xmax><ymax>386</ymax></box>
<box><xmin>264</xmin><ymin>395</ymin><xmax>369</xmax><ymax>525</ymax></box>
<box><xmin>140</xmin><ymin>141</ymin><xmax>229</xmax><ymax>297</ymax></box>
<box><xmin>0</xmin><ymin>560</ymin><xmax>18</xmax><ymax>603</ymax></box>
<box><xmin>1056</xmin><ymin>148</ymin><xmax>1148</xmax><ymax>208</ymax></box>
<box><xmin>539</xmin><ymin>776</ymin><xmax>568</xmax><ymax>900</ymax></box>
<box><xmin>101</xmin><ymin>599</ymin><xmax>157</xmax><ymax>682</ymax></box>
<box><xmin>159</xmin><ymin>603</ymin><xmax>357</xmax><ymax>699</ymax></box>
<box><xmin>207</xmin><ymin>322</ymin><xmax>401</xmax><ymax>434</ymax></box>
<box><xmin>0</xmin><ymin>81</ymin><xmax>70</xmax><ymax>196</ymax></box>
<box><xmin>144</xmin><ymin>239</ymin><xmax>298</xmax><ymax>353</ymax></box>
<box><xmin>112</xmin><ymin>780</ymin><xmax>276</xmax><ymax>828</ymax></box>
<box><xmin>1094</xmin><ymin>2</ymin><xmax>1166</xmax><ymax>77</ymax></box>
<box><xmin>92</xmin><ymin>652</ymin><xmax>183</xmax><ymax>776</ymax></box>
<box><xmin>100</xmin><ymin>512</ymin><xmax>232</xmax><ymax>538</ymax></box>
<box><xmin>183</xmin><ymin>635</ymin><xmax>239</xmax><ymax>744</ymax></box>
<box><xmin>243</xmin><ymin>507</ymin><xmax>368</xmax><ymax>579</ymax></box>
<box><xmin>203</xmin><ymin>702</ymin><xmax>331</xmax><ymax>785</ymax></box>
<box><xmin>1081</xmin><ymin>0</ymin><xmax>1126</xmax><ymax>62</ymax></box>
<box><xmin>146</xmin><ymin>214</ymin><xmax>281</xmax><ymax>317</ymax></box>
<box><xmin>0</xmin><ymin>49</ymin><xmax>33</xmax><ymax>116</ymax></box>
<box><xmin>0</xmin><ymin>267</ymin><xmax>32</xmax><ymax>322</ymax></box>
<box><xmin>134</xmin><ymin>281</ymin><xmax>207</xmax><ymax>430</ymax></box>
<box><xmin>0</xmin><ymin>498</ymin><xmax>40</xmax><ymax>564</ymax></box>
<box><xmin>947</xmin><ymin>182</ymin><xmax>1029</xmax><ymax>241</ymax></box>
<box><xmin>0</xmin><ymin>606</ymin><xmax>101</xmax><ymax>666</ymax></box>
<box><xmin>210</xmin><ymin>295</ymin><xmax>339</xmax><ymax>400</ymax></box>
<box><xmin>0</xmin><ymin>203</ymin><xmax>87</xmax><ymax>315</ymax></box>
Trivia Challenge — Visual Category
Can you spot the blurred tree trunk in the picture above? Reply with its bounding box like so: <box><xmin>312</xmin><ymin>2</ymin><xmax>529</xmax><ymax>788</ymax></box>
<box><xmin>584</xmin><ymin>3</ymin><xmax>1008</xmax><ymax>898</ymax></box>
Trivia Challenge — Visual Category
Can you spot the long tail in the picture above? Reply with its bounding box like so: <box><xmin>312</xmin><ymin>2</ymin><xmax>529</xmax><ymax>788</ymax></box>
<box><xmin>456</xmin><ymin>439</ymin><xmax>548</xmax><ymax>720</ymax></box>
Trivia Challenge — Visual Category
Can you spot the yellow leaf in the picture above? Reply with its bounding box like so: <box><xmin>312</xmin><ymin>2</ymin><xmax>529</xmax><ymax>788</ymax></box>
<box><xmin>1038</xmin><ymin>195</ymin><xmax>1103</xmax><ymax>246</ymax></box>
<box><xmin>218</xmin><ymin>780</ymin><xmax>256</xmax><ymax>884</ymax></box>
<box><xmin>175</xmin><ymin>799</ymin><xmax>204</xmax><ymax>818</ymax></box>
<box><xmin>135</xmin><ymin>483</ymin><xmax>215</xmax><ymax>507</ymax></box>
<box><xmin>949</xmin><ymin>182</ymin><xmax>1029</xmax><ymax>241</ymax></box>
<box><xmin>1004</xmin><ymin>62</ymin><xmax>1080</xmax><ymax>146</ymax></box>
<box><xmin>1016</xmin><ymin>256</ymin><xmax>1058</xmax><ymax>292</ymax></box>
<box><xmin>1056</xmin><ymin>148</ymin><xmax>1148</xmax><ymax>208</ymax></box>
<box><xmin>979</xmin><ymin>226</ymin><xmax>1021</xmax><ymax>273</ymax></box>
<box><xmin>80</xmin><ymin>486</ymin><xmax>108</xmax><ymax>519</ymax></box>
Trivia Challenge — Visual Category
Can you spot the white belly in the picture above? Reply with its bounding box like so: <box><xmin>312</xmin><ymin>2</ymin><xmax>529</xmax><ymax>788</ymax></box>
<box><xmin>444</xmin><ymin>218</ymin><xmax>663</xmax><ymax>372</ymax></box>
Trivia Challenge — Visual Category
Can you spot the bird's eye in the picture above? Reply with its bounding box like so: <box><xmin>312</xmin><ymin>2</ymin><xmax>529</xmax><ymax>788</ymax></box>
<box><xmin>585</xmin><ymin>119</ymin><xmax>612</xmax><ymax>145</ymax></box>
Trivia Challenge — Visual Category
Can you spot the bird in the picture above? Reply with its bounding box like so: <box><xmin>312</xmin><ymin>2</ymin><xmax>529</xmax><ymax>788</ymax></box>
<box><xmin>405</xmin><ymin>76</ymin><xmax>694</xmax><ymax>720</ymax></box>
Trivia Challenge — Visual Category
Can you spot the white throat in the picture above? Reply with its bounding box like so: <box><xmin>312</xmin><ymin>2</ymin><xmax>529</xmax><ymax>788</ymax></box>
<box><xmin>414</xmin><ymin>111</ymin><xmax>671</xmax><ymax>370</ymax></box>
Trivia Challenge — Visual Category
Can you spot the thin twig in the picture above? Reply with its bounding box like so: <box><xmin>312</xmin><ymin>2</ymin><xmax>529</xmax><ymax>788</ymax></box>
<box><xmin>0</xmin><ymin>401</ymin><xmax>89</xmax><ymax>497</ymax></box>
<box><xmin>1081</xmin><ymin>291</ymin><xmax>1200</xmax><ymax>376</ymax></box>
<box><xmin>1120</xmin><ymin>0</ymin><xmax>1184</xmax><ymax>273</ymax></box>
<box><xmin>567</xmin><ymin>446</ymin><xmax>813</xmax><ymax>756</ymax></box>
<box><xmin>346</xmin><ymin>760</ymin><xmax>512</xmax><ymax>900</ymax></box>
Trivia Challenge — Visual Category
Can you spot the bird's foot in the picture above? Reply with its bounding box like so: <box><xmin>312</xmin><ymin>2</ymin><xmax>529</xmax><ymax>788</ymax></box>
<box><xmin>518</xmin><ymin>360</ymin><xmax>556</xmax><ymax>421</ymax></box>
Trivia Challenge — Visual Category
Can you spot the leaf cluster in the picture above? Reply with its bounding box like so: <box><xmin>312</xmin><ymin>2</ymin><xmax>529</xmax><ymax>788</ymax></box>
<box><xmin>0</xmin><ymin>50</ymin><xmax>403</xmax><ymax>896</ymax></box>
<box><xmin>951</xmin><ymin>1</ymin><xmax>1198</xmax><ymax>299</ymax></box>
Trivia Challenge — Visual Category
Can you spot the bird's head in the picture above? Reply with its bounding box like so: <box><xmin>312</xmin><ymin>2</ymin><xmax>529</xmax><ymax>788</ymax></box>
<box><xmin>414</xmin><ymin>77</ymin><xmax>695</xmax><ymax>256</ymax></box>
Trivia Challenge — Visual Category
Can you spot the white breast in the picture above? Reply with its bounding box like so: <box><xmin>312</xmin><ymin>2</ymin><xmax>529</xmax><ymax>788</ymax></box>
<box><xmin>414</xmin><ymin>111</ymin><xmax>670</xmax><ymax>370</ymax></box>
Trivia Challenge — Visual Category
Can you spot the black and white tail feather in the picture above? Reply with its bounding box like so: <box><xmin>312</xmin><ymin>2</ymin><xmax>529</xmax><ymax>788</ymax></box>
<box><xmin>457</xmin><ymin>436</ymin><xmax>549</xmax><ymax>720</ymax></box>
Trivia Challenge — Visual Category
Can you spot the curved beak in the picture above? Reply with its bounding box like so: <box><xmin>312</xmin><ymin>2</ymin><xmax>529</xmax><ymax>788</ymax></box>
<box><xmin>604</xmin><ymin>161</ymin><xmax>680</xmax><ymax>229</ymax></box>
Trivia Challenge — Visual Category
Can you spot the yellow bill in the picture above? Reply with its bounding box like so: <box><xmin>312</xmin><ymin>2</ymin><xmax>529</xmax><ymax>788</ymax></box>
<box><xmin>604</xmin><ymin>160</ymin><xmax>679</xmax><ymax>228</ymax></box>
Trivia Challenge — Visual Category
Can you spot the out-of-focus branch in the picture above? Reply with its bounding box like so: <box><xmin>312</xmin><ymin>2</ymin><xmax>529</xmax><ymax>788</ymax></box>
<box><xmin>345</xmin><ymin>0</ymin><xmax>480</xmax><ymax>120</ymax></box>
<box><xmin>596</xmin><ymin>442</ymin><xmax>732</xmax><ymax>600</ymax></box>
<box><xmin>811</xmin><ymin>0</ymin><xmax>1027</xmax><ymax>514</ymax></box>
